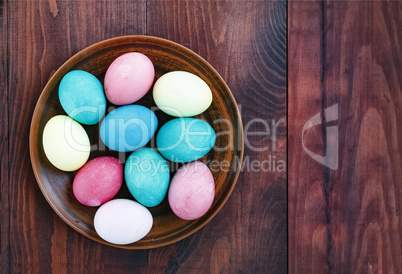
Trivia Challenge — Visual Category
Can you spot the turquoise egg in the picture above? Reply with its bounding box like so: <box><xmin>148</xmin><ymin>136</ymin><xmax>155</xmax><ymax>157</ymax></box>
<box><xmin>156</xmin><ymin>118</ymin><xmax>216</xmax><ymax>163</ymax></box>
<box><xmin>59</xmin><ymin>70</ymin><xmax>106</xmax><ymax>125</ymax></box>
<box><xmin>100</xmin><ymin>105</ymin><xmax>158</xmax><ymax>152</ymax></box>
<box><xmin>125</xmin><ymin>148</ymin><xmax>170</xmax><ymax>207</ymax></box>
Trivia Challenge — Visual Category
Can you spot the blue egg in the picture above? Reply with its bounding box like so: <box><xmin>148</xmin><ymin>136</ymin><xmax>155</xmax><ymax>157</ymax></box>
<box><xmin>125</xmin><ymin>148</ymin><xmax>170</xmax><ymax>207</ymax></box>
<box><xmin>100</xmin><ymin>105</ymin><xmax>158</xmax><ymax>152</ymax></box>
<box><xmin>59</xmin><ymin>70</ymin><xmax>106</xmax><ymax>125</ymax></box>
<box><xmin>156</xmin><ymin>118</ymin><xmax>216</xmax><ymax>163</ymax></box>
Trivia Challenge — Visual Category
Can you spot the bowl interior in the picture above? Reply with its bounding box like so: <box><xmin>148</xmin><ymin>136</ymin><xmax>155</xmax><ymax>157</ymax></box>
<box><xmin>30</xmin><ymin>35</ymin><xmax>243</xmax><ymax>249</ymax></box>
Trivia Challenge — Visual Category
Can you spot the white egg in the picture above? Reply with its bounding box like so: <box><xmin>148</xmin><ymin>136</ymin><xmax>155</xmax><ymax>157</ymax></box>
<box><xmin>94</xmin><ymin>199</ymin><xmax>153</xmax><ymax>245</ymax></box>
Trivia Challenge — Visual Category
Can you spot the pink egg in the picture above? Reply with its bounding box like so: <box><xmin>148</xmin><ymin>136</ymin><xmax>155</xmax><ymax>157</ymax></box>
<box><xmin>73</xmin><ymin>156</ymin><xmax>123</xmax><ymax>206</ymax></box>
<box><xmin>168</xmin><ymin>161</ymin><xmax>215</xmax><ymax>220</ymax></box>
<box><xmin>104</xmin><ymin>52</ymin><xmax>155</xmax><ymax>105</ymax></box>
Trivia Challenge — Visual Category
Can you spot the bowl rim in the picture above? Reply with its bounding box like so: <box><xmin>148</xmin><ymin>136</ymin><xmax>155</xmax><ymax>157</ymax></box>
<box><xmin>29</xmin><ymin>35</ymin><xmax>245</xmax><ymax>249</ymax></box>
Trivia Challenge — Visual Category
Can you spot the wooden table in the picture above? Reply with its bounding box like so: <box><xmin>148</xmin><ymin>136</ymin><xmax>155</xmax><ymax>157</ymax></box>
<box><xmin>1</xmin><ymin>0</ymin><xmax>400</xmax><ymax>273</ymax></box>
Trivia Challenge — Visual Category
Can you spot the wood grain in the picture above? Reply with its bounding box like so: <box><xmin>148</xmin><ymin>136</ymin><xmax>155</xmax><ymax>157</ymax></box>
<box><xmin>0</xmin><ymin>1</ymin><xmax>9</xmax><ymax>273</ymax></box>
<box><xmin>3</xmin><ymin>0</ymin><xmax>287</xmax><ymax>273</ymax></box>
<box><xmin>288</xmin><ymin>1</ymin><xmax>402</xmax><ymax>272</ymax></box>
<box><xmin>147</xmin><ymin>0</ymin><xmax>287</xmax><ymax>272</ymax></box>
<box><xmin>6</xmin><ymin>1</ymin><xmax>148</xmax><ymax>273</ymax></box>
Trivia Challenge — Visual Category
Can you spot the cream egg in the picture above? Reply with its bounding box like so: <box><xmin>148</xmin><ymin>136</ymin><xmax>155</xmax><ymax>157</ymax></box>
<box><xmin>42</xmin><ymin>115</ymin><xmax>90</xmax><ymax>171</ymax></box>
<box><xmin>153</xmin><ymin>71</ymin><xmax>212</xmax><ymax>117</ymax></box>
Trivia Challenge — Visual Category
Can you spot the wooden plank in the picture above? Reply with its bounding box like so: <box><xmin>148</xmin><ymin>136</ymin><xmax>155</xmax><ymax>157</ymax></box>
<box><xmin>0</xmin><ymin>0</ymin><xmax>9</xmax><ymax>273</ymax></box>
<box><xmin>288</xmin><ymin>2</ymin><xmax>328</xmax><ymax>272</ymax></box>
<box><xmin>147</xmin><ymin>0</ymin><xmax>287</xmax><ymax>272</ymax></box>
<box><xmin>7</xmin><ymin>1</ymin><xmax>147</xmax><ymax>272</ymax></box>
<box><xmin>288</xmin><ymin>1</ymin><xmax>402</xmax><ymax>272</ymax></box>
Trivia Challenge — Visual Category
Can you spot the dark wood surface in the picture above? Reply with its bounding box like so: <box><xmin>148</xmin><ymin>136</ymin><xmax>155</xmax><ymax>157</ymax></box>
<box><xmin>1</xmin><ymin>0</ymin><xmax>401</xmax><ymax>273</ymax></box>
<box><xmin>2</xmin><ymin>0</ymin><xmax>287</xmax><ymax>273</ymax></box>
<box><xmin>288</xmin><ymin>1</ymin><xmax>402</xmax><ymax>273</ymax></box>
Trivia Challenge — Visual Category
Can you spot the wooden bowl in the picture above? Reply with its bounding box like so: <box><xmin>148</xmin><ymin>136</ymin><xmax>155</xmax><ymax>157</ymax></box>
<box><xmin>29</xmin><ymin>35</ymin><xmax>244</xmax><ymax>249</ymax></box>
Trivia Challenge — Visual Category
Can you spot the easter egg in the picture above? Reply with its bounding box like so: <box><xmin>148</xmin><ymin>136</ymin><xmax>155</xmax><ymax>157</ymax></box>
<box><xmin>168</xmin><ymin>161</ymin><xmax>215</xmax><ymax>220</ymax></box>
<box><xmin>73</xmin><ymin>156</ymin><xmax>123</xmax><ymax>207</ymax></box>
<box><xmin>156</xmin><ymin>118</ymin><xmax>216</xmax><ymax>163</ymax></box>
<box><xmin>100</xmin><ymin>105</ymin><xmax>158</xmax><ymax>152</ymax></box>
<box><xmin>42</xmin><ymin>115</ymin><xmax>90</xmax><ymax>171</ymax></box>
<box><xmin>104</xmin><ymin>52</ymin><xmax>155</xmax><ymax>105</ymax></box>
<box><xmin>153</xmin><ymin>71</ymin><xmax>212</xmax><ymax>117</ymax></box>
<box><xmin>59</xmin><ymin>70</ymin><xmax>106</xmax><ymax>125</ymax></box>
<box><xmin>94</xmin><ymin>199</ymin><xmax>153</xmax><ymax>245</ymax></box>
<box><xmin>125</xmin><ymin>148</ymin><xmax>170</xmax><ymax>207</ymax></box>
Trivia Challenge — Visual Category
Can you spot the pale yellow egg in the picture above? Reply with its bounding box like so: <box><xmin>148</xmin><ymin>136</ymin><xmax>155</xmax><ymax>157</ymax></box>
<box><xmin>42</xmin><ymin>115</ymin><xmax>90</xmax><ymax>171</ymax></box>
